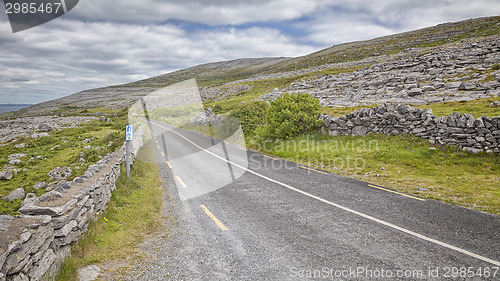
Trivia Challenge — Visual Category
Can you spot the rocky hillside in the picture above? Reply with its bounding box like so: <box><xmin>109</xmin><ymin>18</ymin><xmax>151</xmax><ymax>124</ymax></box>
<box><xmin>4</xmin><ymin>16</ymin><xmax>500</xmax><ymax>118</ymax></box>
<box><xmin>259</xmin><ymin>36</ymin><xmax>500</xmax><ymax>107</ymax></box>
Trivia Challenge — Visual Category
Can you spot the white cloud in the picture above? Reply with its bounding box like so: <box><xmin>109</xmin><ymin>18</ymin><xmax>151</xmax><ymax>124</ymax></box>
<box><xmin>0</xmin><ymin>19</ymin><xmax>314</xmax><ymax>104</ymax></box>
<box><xmin>69</xmin><ymin>0</ymin><xmax>327</xmax><ymax>25</ymax></box>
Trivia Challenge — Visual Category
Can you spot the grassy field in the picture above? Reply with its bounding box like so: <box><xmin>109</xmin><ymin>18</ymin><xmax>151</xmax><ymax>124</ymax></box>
<box><xmin>0</xmin><ymin>109</ymin><xmax>128</xmax><ymax>215</ymax></box>
<box><xmin>256</xmin><ymin>133</ymin><xmax>500</xmax><ymax>215</ymax></box>
<box><xmin>56</xmin><ymin>140</ymin><xmax>164</xmax><ymax>281</ymax></box>
<box><xmin>415</xmin><ymin>96</ymin><xmax>500</xmax><ymax>117</ymax></box>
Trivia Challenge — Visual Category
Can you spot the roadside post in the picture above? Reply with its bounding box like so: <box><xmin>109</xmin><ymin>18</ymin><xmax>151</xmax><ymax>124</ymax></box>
<box><xmin>125</xmin><ymin>125</ymin><xmax>133</xmax><ymax>180</ymax></box>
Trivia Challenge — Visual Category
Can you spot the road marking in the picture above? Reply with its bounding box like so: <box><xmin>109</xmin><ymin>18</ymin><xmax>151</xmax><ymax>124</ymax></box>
<box><xmin>201</xmin><ymin>205</ymin><xmax>228</xmax><ymax>231</ymax></box>
<box><xmin>369</xmin><ymin>184</ymin><xmax>425</xmax><ymax>201</ymax></box>
<box><xmin>149</xmin><ymin>121</ymin><xmax>500</xmax><ymax>267</ymax></box>
<box><xmin>157</xmin><ymin>144</ymin><xmax>161</xmax><ymax>149</ymax></box>
<box><xmin>300</xmin><ymin>165</ymin><xmax>328</xmax><ymax>175</ymax></box>
<box><xmin>160</xmin><ymin>151</ymin><xmax>165</xmax><ymax>157</ymax></box>
<box><xmin>166</xmin><ymin>161</ymin><xmax>172</xmax><ymax>169</ymax></box>
<box><xmin>237</xmin><ymin>146</ymin><xmax>248</xmax><ymax>151</ymax></box>
<box><xmin>175</xmin><ymin>176</ymin><xmax>187</xmax><ymax>188</ymax></box>
<box><xmin>262</xmin><ymin>155</ymin><xmax>278</xmax><ymax>160</ymax></box>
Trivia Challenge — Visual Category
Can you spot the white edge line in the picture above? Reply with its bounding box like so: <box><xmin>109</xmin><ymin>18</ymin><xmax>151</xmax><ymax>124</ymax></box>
<box><xmin>150</xmin><ymin>120</ymin><xmax>500</xmax><ymax>267</ymax></box>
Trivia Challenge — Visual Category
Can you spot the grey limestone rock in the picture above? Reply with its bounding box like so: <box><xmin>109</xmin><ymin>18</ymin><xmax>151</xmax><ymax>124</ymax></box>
<box><xmin>5</xmin><ymin>188</ymin><xmax>25</xmax><ymax>202</ymax></box>
<box><xmin>48</xmin><ymin>167</ymin><xmax>73</xmax><ymax>181</ymax></box>
<box><xmin>38</xmin><ymin>123</ymin><xmax>52</xmax><ymax>132</ymax></box>
<box><xmin>33</xmin><ymin>182</ymin><xmax>47</xmax><ymax>190</ymax></box>
<box><xmin>489</xmin><ymin>101</ymin><xmax>500</xmax><ymax>107</ymax></box>
<box><xmin>31</xmin><ymin>133</ymin><xmax>50</xmax><ymax>138</ymax></box>
<box><xmin>0</xmin><ymin>171</ymin><xmax>13</xmax><ymax>180</ymax></box>
<box><xmin>78</xmin><ymin>265</ymin><xmax>101</xmax><ymax>281</ymax></box>
<box><xmin>73</xmin><ymin>177</ymin><xmax>85</xmax><ymax>183</ymax></box>
<box><xmin>408</xmin><ymin>88</ymin><xmax>423</xmax><ymax>96</ymax></box>
<box><xmin>38</xmin><ymin>191</ymin><xmax>63</xmax><ymax>202</ymax></box>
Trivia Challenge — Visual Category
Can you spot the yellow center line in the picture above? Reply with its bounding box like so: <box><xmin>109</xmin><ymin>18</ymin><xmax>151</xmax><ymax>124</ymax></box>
<box><xmin>157</xmin><ymin>144</ymin><xmax>161</xmax><ymax>149</ymax></box>
<box><xmin>176</xmin><ymin>176</ymin><xmax>187</xmax><ymax>188</ymax></box>
<box><xmin>368</xmin><ymin>184</ymin><xmax>426</xmax><ymax>201</ymax></box>
<box><xmin>160</xmin><ymin>151</ymin><xmax>165</xmax><ymax>157</ymax></box>
<box><xmin>300</xmin><ymin>166</ymin><xmax>328</xmax><ymax>175</ymax></box>
<box><xmin>166</xmin><ymin>161</ymin><xmax>172</xmax><ymax>169</ymax></box>
<box><xmin>200</xmin><ymin>205</ymin><xmax>228</xmax><ymax>231</ymax></box>
<box><xmin>238</xmin><ymin>146</ymin><xmax>248</xmax><ymax>151</ymax></box>
<box><xmin>263</xmin><ymin>155</ymin><xmax>278</xmax><ymax>160</ymax></box>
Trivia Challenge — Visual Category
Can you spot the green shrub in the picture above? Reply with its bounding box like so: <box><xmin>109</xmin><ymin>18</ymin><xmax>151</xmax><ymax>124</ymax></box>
<box><xmin>228</xmin><ymin>100</ymin><xmax>269</xmax><ymax>136</ymax></box>
<box><xmin>260</xmin><ymin>92</ymin><xmax>322</xmax><ymax>140</ymax></box>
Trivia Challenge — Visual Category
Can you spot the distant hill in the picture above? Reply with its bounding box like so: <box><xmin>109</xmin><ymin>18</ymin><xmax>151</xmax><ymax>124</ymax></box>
<box><xmin>8</xmin><ymin>15</ymin><xmax>500</xmax><ymax>117</ymax></box>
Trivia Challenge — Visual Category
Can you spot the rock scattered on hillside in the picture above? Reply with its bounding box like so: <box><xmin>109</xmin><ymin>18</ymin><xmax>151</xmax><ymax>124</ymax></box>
<box><xmin>5</xmin><ymin>188</ymin><xmax>25</xmax><ymax>202</ymax></box>
<box><xmin>33</xmin><ymin>182</ymin><xmax>47</xmax><ymax>190</ymax></box>
<box><xmin>47</xmin><ymin>167</ymin><xmax>73</xmax><ymax>181</ymax></box>
<box><xmin>230</xmin><ymin>36</ymin><xmax>500</xmax><ymax>107</ymax></box>
<box><xmin>38</xmin><ymin>123</ymin><xmax>52</xmax><ymax>132</ymax></box>
<box><xmin>190</xmin><ymin>108</ymin><xmax>225</xmax><ymax>126</ymax></box>
<box><xmin>0</xmin><ymin>116</ymin><xmax>96</xmax><ymax>144</ymax></box>
<box><xmin>8</xmin><ymin>154</ymin><xmax>26</xmax><ymax>165</ymax></box>
<box><xmin>0</xmin><ymin>171</ymin><xmax>13</xmax><ymax>180</ymax></box>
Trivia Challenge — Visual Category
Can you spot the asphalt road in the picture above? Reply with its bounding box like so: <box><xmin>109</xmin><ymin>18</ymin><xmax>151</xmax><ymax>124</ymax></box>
<box><xmin>132</xmin><ymin>119</ymin><xmax>500</xmax><ymax>280</ymax></box>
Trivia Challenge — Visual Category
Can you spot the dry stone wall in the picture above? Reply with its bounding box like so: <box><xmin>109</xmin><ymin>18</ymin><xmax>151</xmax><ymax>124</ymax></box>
<box><xmin>0</xmin><ymin>127</ymin><xmax>145</xmax><ymax>281</ymax></box>
<box><xmin>321</xmin><ymin>103</ymin><xmax>500</xmax><ymax>153</ymax></box>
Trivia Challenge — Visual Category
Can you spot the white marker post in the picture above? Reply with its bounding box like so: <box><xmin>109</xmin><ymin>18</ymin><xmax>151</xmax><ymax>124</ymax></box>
<box><xmin>125</xmin><ymin>125</ymin><xmax>133</xmax><ymax>180</ymax></box>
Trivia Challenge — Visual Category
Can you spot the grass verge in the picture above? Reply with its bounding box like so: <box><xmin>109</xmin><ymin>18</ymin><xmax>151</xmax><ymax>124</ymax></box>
<box><xmin>256</xmin><ymin>133</ymin><xmax>500</xmax><ymax>215</ymax></box>
<box><xmin>56</xmin><ymin>141</ymin><xmax>164</xmax><ymax>280</ymax></box>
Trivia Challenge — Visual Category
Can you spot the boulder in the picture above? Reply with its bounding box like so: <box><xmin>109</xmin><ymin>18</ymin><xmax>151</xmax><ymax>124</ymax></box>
<box><xmin>488</xmin><ymin>101</ymin><xmax>500</xmax><ymax>107</ymax></box>
<box><xmin>33</xmin><ymin>182</ymin><xmax>47</xmax><ymax>190</ymax></box>
<box><xmin>38</xmin><ymin>191</ymin><xmax>63</xmax><ymax>202</ymax></box>
<box><xmin>421</xmin><ymin>85</ymin><xmax>437</xmax><ymax>92</ymax></box>
<box><xmin>408</xmin><ymin>88</ymin><xmax>423</xmax><ymax>96</ymax></box>
<box><xmin>73</xmin><ymin>177</ymin><xmax>85</xmax><ymax>183</ymax></box>
<box><xmin>0</xmin><ymin>171</ymin><xmax>13</xmax><ymax>180</ymax></box>
<box><xmin>48</xmin><ymin>167</ymin><xmax>73</xmax><ymax>181</ymax></box>
<box><xmin>21</xmin><ymin>193</ymin><xmax>37</xmax><ymax>207</ymax></box>
<box><xmin>38</xmin><ymin>123</ymin><xmax>52</xmax><ymax>132</ymax></box>
<box><xmin>78</xmin><ymin>265</ymin><xmax>101</xmax><ymax>281</ymax></box>
<box><xmin>54</xmin><ymin>181</ymin><xmax>72</xmax><ymax>193</ymax></box>
<box><xmin>5</xmin><ymin>188</ymin><xmax>25</xmax><ymax>202</ymax></box>
<box><xmin>458</xmin><ymin>81</ymin><xmax>478</xmax><ymax>90</ymax></box>
<box><xmin>31</xmin><ymin>133</ymin><xmax>50</xmax><ymax>138</ymax></box>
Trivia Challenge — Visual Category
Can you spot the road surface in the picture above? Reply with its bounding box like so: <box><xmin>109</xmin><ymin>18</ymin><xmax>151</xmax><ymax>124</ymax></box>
<box><xmin>130</xmin><ymin>118</ymin><xmax>500</xmax><ymax>280</ymax></box>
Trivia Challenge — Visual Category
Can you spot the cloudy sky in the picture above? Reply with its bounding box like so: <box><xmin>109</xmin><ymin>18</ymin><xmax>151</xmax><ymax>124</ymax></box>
<box><xmin>0</xmin><ymin>0</ymin><xmax>499</xmax><ymax>104</ymax></box>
